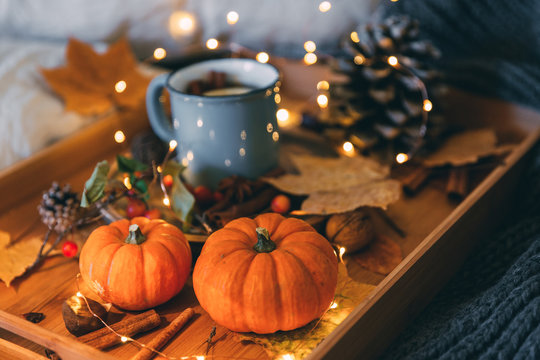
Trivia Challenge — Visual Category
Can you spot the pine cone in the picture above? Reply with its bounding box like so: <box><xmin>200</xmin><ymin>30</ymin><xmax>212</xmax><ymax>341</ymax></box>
<box><xmin>319</xmin><ymin>15</ymin><xmax>447</xmax><ymax>154</ymax></box>
<box><xmin>38</xmin><ymin>182</ymin><xmax>79</xmax><ymax>233</ymax></box>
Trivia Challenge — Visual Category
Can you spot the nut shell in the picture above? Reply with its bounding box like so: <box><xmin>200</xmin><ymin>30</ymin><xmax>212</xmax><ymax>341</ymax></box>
<box><xmin>326</xmin><ymin>210</ymin><xmax>375</xmax><ymax>253</ymax></box>
<box><xmin>62</xmin><ymin>295</ymin><xmax>107</xmax><ymax>336</ymax></box>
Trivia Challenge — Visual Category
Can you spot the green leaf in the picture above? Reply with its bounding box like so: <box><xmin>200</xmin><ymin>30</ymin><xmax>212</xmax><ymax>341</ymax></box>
<box><xmin>116</xmin><ymin>155</ymin><xmax>148</xmax><ymax>173</ymax></box>
<box><xmin>81</xmin><ymin>161</ymin><xmax>110</xmax><ymax>207</ymax></box>
<box><xmin>162</xmin><ymin>161</ymin><xmax>194</xmax><ymax>225</ymax></box>
<box><xmin>133</xmin><ymin>178</ymin><xmax>148</xmax><ymax>195</ymax></box>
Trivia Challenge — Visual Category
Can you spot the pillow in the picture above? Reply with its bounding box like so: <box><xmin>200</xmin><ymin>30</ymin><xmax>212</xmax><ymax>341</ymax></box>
<box><xmin>0</xmin><ymin>38</ymin><xmax>93</xmax><ymax>169</ymax></box>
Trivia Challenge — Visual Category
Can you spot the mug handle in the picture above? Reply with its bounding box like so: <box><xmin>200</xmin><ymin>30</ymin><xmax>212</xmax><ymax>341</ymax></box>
<box><xmin>146</xmin><ymin>73</ymin><xmax>174</xmax><ymax>143</ymax></box>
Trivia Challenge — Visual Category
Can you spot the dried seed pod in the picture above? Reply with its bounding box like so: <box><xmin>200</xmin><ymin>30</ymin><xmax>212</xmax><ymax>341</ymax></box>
<box><xmin>326</xmin><ymin>210</ymin><xmax>375</xmax><ymax>253</ymax></box>
<box><xmin>62</xmin><ymin>295</ymin><xmax>107</xmax><ymax>336</ymax></box>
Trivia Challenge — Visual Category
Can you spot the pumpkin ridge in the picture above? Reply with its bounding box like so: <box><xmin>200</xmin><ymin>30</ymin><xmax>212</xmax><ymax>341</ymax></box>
<box><xmin>155</xmin><ymin>239</ymin><xmax>181</xmax><ymax>282</ymax></box>
<box><xmin>223</xmin><ymin>218</ymin><xmax>258</xmax><ymax>240</ymax></box>
<box><xmin>241</xmin><ymin>252</ymin><xmax>279</xmax><ymax>333</ymax></box>
<box><xmin>101</xmin><ymin>243</ymin><xmax>123</xmax><ymax>288</ymax></box>
<box><xmin>268</xmin><ymin>250</ymin><xmax>284</xmax><ymax>331</ymax></box>
<box><xmin>138</xmin><ymin>243</ymin><xmax>149</xmax><ymax>308</ymax></box>
<box><xmin>281</xmin><ymin>248</ymin><xmax>322</xmax><ymax>318</ymax></box>
<box><xmin>215</xmin><ymin>246</ymin><xmax>254</xmax><ymax>263</ymax></box>
<box><xmin>281</xmin><ymin>231</ymin><xmax>336</xmax><ymax>258</ymax></box>
<box><xmin>205</xmin><ymin>228</ymin><xmax>253</xmax><ymax>247</ymax></box>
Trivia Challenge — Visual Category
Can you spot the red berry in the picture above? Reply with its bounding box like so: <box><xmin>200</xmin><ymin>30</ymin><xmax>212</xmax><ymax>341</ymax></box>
<box><xmin>194</xmin><ymin>185</ymin><xmax>214</xmax><ymax>205</ymax></box>
<box><xmin>144</xmin><ymin>208</ymin><xmax>161</xmax><ymax>220</ymax></box>
<box><xmin>271</xmin><ymin>194</ymin><xmax>291</xmax><ymax>214</ymax></box>
<box><xmin>163</xmin><ymin>174</ymin><xmax>174</xmax><ymax>187</ymax></box>
<box><xmin>126</xmin><ymin>198</ymin><xmax>147</xmax><ymax>218</ymax></box>
<box><xmin>134</xmin><ymin>170</ymin><xmax>143</xmax><ymax>178</ymax></box>
<box><xmin>213</xmin><ymin>191</ymin><xmax>224</xmax><ymax>203</ymax></box>
<box><xmin>62</xmin><ymin>240</ymin><xmax>78</xmax><ymax>258</ymax></box>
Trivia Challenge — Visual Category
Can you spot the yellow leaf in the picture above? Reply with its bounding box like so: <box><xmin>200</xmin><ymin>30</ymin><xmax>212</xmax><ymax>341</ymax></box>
<box><xmin>0</xmin><ymin>231</ymin><xmax>43</xmax><ymax>287</ymax></box>
<box><xmin>423</xmin><ymin>128</ymin><xmax>514</xmax><ymax>167</ymax></box>
<box><xmin>264</xmin><ymin>155</ymin><xmax>401</xmax><ymax>214</ymax></box>
<box><xmin>41</xmin><ymin>38</ymin><xmax>151</xmax><ymax>116</ymax></box>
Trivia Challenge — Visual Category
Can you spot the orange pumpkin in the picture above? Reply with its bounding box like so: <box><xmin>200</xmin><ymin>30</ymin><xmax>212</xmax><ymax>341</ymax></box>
<box><xmin>79</xmin><ymin>217</ymin><xmax>191</xmax><ymax>311</ymax></box>
<box><xmin>193</xmin><ymin>213</ymin><xmax>338</xmax><ymax>334</ymax></box>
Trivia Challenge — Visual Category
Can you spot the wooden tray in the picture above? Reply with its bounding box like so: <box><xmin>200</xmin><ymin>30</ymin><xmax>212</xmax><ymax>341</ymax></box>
<box><xmin>1</xmin><ymin>61</ymin><xmax>539</xmax><ymax>360</ymax></box>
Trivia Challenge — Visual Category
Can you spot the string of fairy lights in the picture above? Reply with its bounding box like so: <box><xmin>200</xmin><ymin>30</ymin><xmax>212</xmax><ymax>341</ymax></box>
<box><xmin>73</xmin><ymin>245</ymin><xmax>348</xmax><ymax>360</ymax></box>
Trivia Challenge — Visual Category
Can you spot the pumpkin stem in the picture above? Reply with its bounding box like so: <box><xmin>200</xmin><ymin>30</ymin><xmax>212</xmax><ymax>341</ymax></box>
<box><xmin>125</xmin><ymin>224</ymin><xmax>146</xmax><ymax>245</ymax></box>
<box><xmin>253</xmin><ymin>227</ymin><xmax>276</xmax><ymax>253</ymax></box>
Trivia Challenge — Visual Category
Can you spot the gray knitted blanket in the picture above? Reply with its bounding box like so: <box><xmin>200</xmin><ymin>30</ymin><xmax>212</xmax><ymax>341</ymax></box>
<box><xmin>381</xmin><ymin>147</ymin><xmax>540</xmax><ymax>360</ymax></box>
<box><xmin>379</xmin><ymin>1</ymin><xmax>540</xmax><ymax>359</ymax></box>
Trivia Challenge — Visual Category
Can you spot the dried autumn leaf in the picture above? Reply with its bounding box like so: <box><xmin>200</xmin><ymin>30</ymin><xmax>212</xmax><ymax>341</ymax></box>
<box><xmin>0</xmin><ymin>231</ymin><xmax>43</xmax><ymax>287</ymax></box>
<box><xmin>41</xmin><ymin>38</ymin><xmax>151</xmax><ymax>116</ymax></box>
<box><xmin>352</xmin><ymin>234</ymin><xmax>402</xmax><ymax>275</ymax></box>
<box><xmin>264</xmin><ymin>155</ymin><xmax>401</xmax><ymax>214</ymax></box>
<box><xmin>237</xmin><ymin>263</ymin><xmax>375</xmax><ymax>359</ymax></box>
<box><xmin>423</xmin><ymin>128</ymin><xmax>514</xmax><ymax>167</ymax></box>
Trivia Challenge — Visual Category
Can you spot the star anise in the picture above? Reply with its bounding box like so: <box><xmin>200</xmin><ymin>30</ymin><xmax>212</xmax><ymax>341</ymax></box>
<box><xmin>217</xmin><ymin>176</ymin><xmax>262</xmax><ymax>203</ymax></box>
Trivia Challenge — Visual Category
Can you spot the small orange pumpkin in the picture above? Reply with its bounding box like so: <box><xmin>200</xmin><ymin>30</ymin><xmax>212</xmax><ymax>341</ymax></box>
<box><xmin>79</xmin><ymin>217</ymin><xmax>191</xmax><ymax>310</ymax></box>
<box><xmin>193</xmin><ymin>213</ymin><xmax>338</xmax><ymax>334</ymax></box>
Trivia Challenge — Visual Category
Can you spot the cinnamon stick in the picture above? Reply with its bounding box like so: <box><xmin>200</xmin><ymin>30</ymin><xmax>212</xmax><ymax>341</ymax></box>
<box><xmin>210</xmin><ymin>187</ymin><xmax>278</xmax><ymax>226</ymax></box>
<box><xmin>130</xmin><ymin>308</ymin><xmax>195</xmax><ymax>360</ymax></box>
<box><xmin>402</xmin><ymin>167</ymin><xmax>432</xmax><ymax>195</ymax></box>
<box><xmin>78</xmin><ymin>309</ymin><xmax>161</xmax><ymax>350</ymax></box>
<box><xmin>447</xmin><ymin>167</ymin><xmax>469</xmax><ymax>200</ymax></box>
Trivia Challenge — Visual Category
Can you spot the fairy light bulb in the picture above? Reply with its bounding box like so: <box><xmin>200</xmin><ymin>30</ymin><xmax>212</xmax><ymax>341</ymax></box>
<box><xmin>317</xmin><ymin>94</ymin><xmax>328</xmax><ymax>108</ymax></box>
<box><xmin>303</xmin><ymin>52</ymin><xmax>317</xmax><ymax>65</ymax></box>
<box><xmin>354</xmin><ymin>55</ymin><xmax>365</xmax><ymax>65</ymax></box>
<box><xmin>76</xmin><ymin>292</ymin><xmax>83</xmax><ymax>298</ymax></box>
<box><xmin>114</xmin><ymin>80</ymin><xmax>127</xmax><ymax>93</ymax></box>
<box><xmin>123</xmin><ymin>176</ymin><xmax>132</xmax><ymax>190</ymax></box>
<box><xmin>226</xmin><ymin>11</ymin><xmax>239</xmax><ymax>25</ymax></box>
<box><xmin>276</xmin><ymin>109</ymin><xmax>289</xmax><ymax>123</ymax></box>
<box><xmin>342</xmin><ymin>141</ymin><xmax>354</xmax><ymax>153</ymax></box>
<box><xmin>163</xmin><ymin>197</ymin><xmax>170</xmax><ymax>207</ymax></box>
<box><xmin>396</xmin><ymin>153</ymin><xmax>409</xmax><ymax>164</ymax></box>
<box><xmin>330</xmin><ymin>301</ymin><xmax>338</xmax><ymax>309</ymax></box>
<box><xmin>423</xmin><ymin>99</ymin><xmax>433</xmax><ymax>112</ymax></box>
<box><xmin>114</xmin><ymin>130</ymin><xmax>126</xmax><ymax>143</ymax></box>
<box><xmin>317</xmin><ymin>80</ymin><xmax>329</xmax><ymax>91</ymax></box>
<box><xmin>388</xmin><ymin>55</ymin><xmax>398</xmax><ymax>66</ymax></box>
<box><xmin>256</xmin><ymin>52</ymin><xmax>269</xmax><ymax>63</ymax></box>
<box><xmin>169</xmin><ymin>140</ymin><xmax>178</xmax><ymax>151</ymax></box>
<box><xmin>153</xmin><ymin>48</ymin><xmax>166</xmax><ymax>60</ymax></box>
<box><xmin>206</xmin><ymin>38</ymin><xmax>219</xmax><ymax>50</ymax></box>
<box><xmin>304</xmin><ymin>41</ymin><xmax>316</xmax><ymax>53</ymax></box>
<box><xmin>274</xmin><ymin>93</ymin><xmax>281</xmax><ymax>104</ymax></box>
<box><xmin>169</xmin><ymin>11</ymin><xmax>195</xmax><ymax>36</ymax></box>
<box><xmin>319</xmin><ymin>1</ymin><xmax>332</xmax><ymax>12</ymax></box>
<box><xmin>121</xmin><ymin>336</ymin><xmax>128</xmax><ymax>343</ymax></box>
<box><xmin>350</xmin><ymin>31</ymin><xmax>360</xmax><ymax>43</ymax></box>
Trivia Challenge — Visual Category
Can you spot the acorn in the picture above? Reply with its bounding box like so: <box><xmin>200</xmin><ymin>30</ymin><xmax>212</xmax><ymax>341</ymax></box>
<box><xmin>62</xmin><ymin>295</ymin><xmax>107</xmax><ymax>336</ymax></box>
<box><xmin>326</xmin><ymin>210</ymin><xmax>375</xmax><ymax>253</ymax></box>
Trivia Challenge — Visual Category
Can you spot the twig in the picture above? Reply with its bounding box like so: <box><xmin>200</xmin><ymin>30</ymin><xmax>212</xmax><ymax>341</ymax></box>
<box><xmin>205</xmin><ymin>326</ymin><xmax>217</xmax><ymax>355</ymax></box>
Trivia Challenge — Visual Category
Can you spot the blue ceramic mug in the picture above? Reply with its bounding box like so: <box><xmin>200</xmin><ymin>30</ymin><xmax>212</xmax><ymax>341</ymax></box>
<box><xmin>146</xmin><ymin>58</ymin><xmax>281</xmax><ymax>188</ymax></box>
